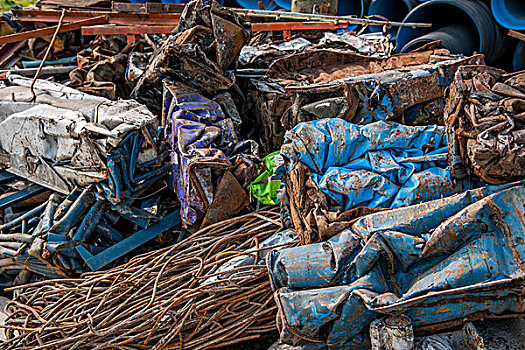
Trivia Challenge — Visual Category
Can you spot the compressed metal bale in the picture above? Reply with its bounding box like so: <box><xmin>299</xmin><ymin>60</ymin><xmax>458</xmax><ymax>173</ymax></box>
<box><xmin>281</xmin><ymin>118</ymin><xmax>478</xmax><ymax>244</ymax></box>
<box><xmin>446</xmin><ymin>65</ymin><xmax>525</xmax><ymax>184</ymax></box>
<box><xmin>268</xmin><ymin>183</ymin><xmax>525</xmax><ymax>349</ymax></box>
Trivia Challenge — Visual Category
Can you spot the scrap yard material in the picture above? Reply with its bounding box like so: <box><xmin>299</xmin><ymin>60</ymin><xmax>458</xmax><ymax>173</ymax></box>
<box><xmin>281</xmin><ymin>119</ymin><xmax>478</xmax><ymax>244</ymax></box>
<box><xmin>268</xmin><ymin>182</ymin><xmax>525</xmax><ymax>349</ymax></box>
<box><xmin>0</xmin><ymin>210</ymin><xmax>296</xmax><ymax>349</ymax></box>
<box><xmin>0</xmin><ymin>0</ymin><xmax>524</xmax><ymax>350</ymax></box>
<box><xmin>446</xmin><ymin>66</ymin><xmax>525</xmax><ymax>184</ymax></box>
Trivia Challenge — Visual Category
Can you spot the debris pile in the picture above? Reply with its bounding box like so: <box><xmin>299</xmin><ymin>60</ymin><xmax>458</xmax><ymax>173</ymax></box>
<box><xmin>1</xmin><ymin>210</ymin><xmax>296</xmax><ymax>349</ymax></box>
<box><xmin>0</xmin><ymin>1</ymin><xmax>523</xmax><ymax>350</ymax></box>
<box><xmin>0</xmin><ymin>74</ymin><xmax>184</xmax><ymax>285</ymax></box>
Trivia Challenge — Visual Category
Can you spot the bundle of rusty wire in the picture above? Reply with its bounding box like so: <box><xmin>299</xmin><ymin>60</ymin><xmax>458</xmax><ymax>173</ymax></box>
<box><xmin>0</xmin><ymin>210</ymin><xmax>290</xmax><ymax>350</ymax></box>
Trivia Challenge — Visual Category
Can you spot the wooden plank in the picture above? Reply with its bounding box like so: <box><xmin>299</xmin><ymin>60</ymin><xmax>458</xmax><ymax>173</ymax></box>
<box><xmin>0</xmin><ymin>16</ymin><xmax>107</xmax><ymax>46</ymax></box>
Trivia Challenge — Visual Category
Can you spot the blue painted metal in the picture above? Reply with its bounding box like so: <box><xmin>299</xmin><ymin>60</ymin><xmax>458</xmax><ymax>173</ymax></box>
<box><xmin>53</xmin><ymin>187</ymin><xmax>82</xmax><ymax>222</ymax></box>
<box><xmin>47</xmin><ymin>233</ymin><xmax>67</xmax><ymax>243</ymax></box>
<box><xmin>50</xmin><ymin>188</ymin><xmax>95</xmax><ymax>234</ymax></box>
<box><xmin>22</xmin><ymin>56</ymin><xmax>77</xmax><ymax>68</ymax></box>
<box><xmin>0</xmin><ymin>201</ymin><xmax>47</xmax><ymax>232</ymax></box>
<box><xmin>71</xmin><ymin>200</ymin><xmax>105</xmax><ymax>242</ymax></box>
<box><xmin>95</xmin><ymin>222</ymin><xmax>123</xmax><ymax>243</ymax></box>
<box><xmin>268</xmin><ymin>183</ymin><xmax>525</xmax><ymax>349</ymax></box>
<box><xmin>0</xmin><ymin>170</ymin><xmax>16</xmax><ymax>184</ymax></box>
<box><xmin>40</xmin><ymin>194</ymin><xmax>60</xmax><ymax>233</ymax></box>
<box><xmin>282</xmin><ymin>119</ymin><xmax>476</xmax><ymax>211</ymax></box>
<box><xmin>491</xmin><ymin>0</ymin><xmax>525</xmax><ymax>30</ymax></box>
<box><xmin>77</xmin><ymin>210</ymin><xmax>181</xmax><ymax>271</ymax></box>
<box><xmin>0</xmin><ymin>184</ymin><xmax>46</xmax><ymax>210</ymax></box>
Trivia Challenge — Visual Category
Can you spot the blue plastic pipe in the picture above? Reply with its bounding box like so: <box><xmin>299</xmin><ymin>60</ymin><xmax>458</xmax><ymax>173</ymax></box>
<box><xmin>514</xmin><ymin>41</ymin><xmax>525</xmax><ymax>71</ymax></box>
<box><xmin>235</xmin><ymin>0</ymin><xmax>277</xmax><ymax>10</ymax></box>
<box><xmin>259</xmin><ymin>0</ymin><xmax>369</xmax><ymax>17</ymax></box>
<box><xmin>367</xmin><ymin>0</ymin><xmax>418</xmax><ymax>39</ymax></box>
<box><xmin>491</xmin><ymin>0</ymin><xmax>525</xmax><ymax>30</ymax></box>
<box><xmin>397</xmin><ymin>0</ymin><xmax>505</xmax><ymax>64</ymax></box>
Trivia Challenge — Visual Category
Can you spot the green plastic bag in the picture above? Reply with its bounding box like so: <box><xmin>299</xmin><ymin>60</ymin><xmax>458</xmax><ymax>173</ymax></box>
<box><xmin>250</xmin><ymin>151</ymin><xmax>283</xmax><ymax>205</ymax></box>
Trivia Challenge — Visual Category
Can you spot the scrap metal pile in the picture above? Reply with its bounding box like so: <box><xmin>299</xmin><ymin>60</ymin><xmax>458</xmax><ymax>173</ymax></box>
<box><xmin>0</xmin><ymin>0</ymin><xmax>524</xmax><ymax>350</ymax></box>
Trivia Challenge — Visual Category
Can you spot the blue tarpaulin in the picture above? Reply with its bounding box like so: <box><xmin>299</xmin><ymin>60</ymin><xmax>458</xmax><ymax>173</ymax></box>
<box><xmin>268</xmin><ymin>183</ymin><xmax>525</xmax><ymax>349</ymax></box>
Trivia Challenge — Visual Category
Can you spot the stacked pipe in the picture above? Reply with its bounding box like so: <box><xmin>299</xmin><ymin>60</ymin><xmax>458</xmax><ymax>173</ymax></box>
<box><xmin>397</xmin><ymin>0</ymin><xmax>505</xmax><ymax>64</ymax></box>
<box><xmin>393</xmin><ymin>0</ymin><xmax>525</xmax><ymax>70</ymax></box>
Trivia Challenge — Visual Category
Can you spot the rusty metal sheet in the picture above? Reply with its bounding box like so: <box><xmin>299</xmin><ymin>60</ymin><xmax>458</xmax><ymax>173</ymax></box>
<box><xmin>277</xmin><ymin>54</ymin><xmax>484</xmax><ymax>130</ymax></box>
<box><xmin>268</xmin><ymin>183</ymin><xmax>525</xmax><ymax>349</ymax></box>
<box><xmin>446</xmin><ymin>65</ymin><xmax>525</xmax><ymax>184</ymax></box>
<box><xmin>280</xmin><ymin>118</ymin><xmax>477</xmax><ymax>244</ymax></box>
<box><xmin>132</xmin><ymin>0</ymin><xmax>249</xmax><ymax>114</ymax></box>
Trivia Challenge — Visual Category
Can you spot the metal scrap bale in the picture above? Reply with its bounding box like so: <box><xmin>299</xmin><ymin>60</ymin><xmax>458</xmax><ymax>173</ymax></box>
<box><xmin>266</xmin><ymin>48</ymin><xmax>484</xmax><ymax>131</ymax></box>
<box><xmin>240</xmin><ymin>33</ymin><xmax>394</xmax><ymax>153</ymax></box>
<box><xmin>281</xmin><ymin>119</ymin><xmax>476</xmax><ymax>244</ymax></box>
<box><xmin>0</xmin><ymin>75</ymin><xmax>162</xmax><ymax>200</ymax></box>
<box><xmin>446</xmin><ymin>65</ymin><xmax>525</xmax><ymax>184</ymax></box>
<box><xmin>268</xmin><ymin>182</ymin><xmax>525</xmax><ymax>350</ymax></box>
<box><xmin>163</xmin><ymin>82</ymin><xmax>260</xmax><ymax>230</ymax></box>
<box><xmin>132</xmin><ymin>0</ymin><xmax>249</xmax><ymax>114</ymax></box>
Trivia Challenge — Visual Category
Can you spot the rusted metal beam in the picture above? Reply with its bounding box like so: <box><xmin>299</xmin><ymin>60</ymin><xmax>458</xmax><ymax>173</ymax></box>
<box><xmin>111</xmin><ymin>2</ymin><xmax>184</xmax><ymax>13</ymax></box>
<box><xmin>235</xmin><ymin>8</ymin><xmax>432</xmax><ymax>28</ymax></box>
<box><xmin>251</xmin><ymin>21</ymin><xmax>349</xmax><ymax>31</ymax></box>
<box><xmin>0</xmin><ymin>40</ymin><xmax>26</xmax><ymax>68</ymax></box>
<box><xmin>509</xmin><ymin>29</ymin><xmax>525</xmax><ymax>42</ymax></box>
<box><xmin>13</xmin><ymin>9</ymin><xmax>181</xmax><ymax>26</ymax></box>
<box><xmin>0</xmin><ymin>16</ymin><xmax>107</xmax><ymax>45</ymax></box>
<box><xmin>82</xmin><ymin>21</ymin><xmax>348</xmax><ymax>37</ymax></box>
<box><xmin>82</xmin><ymin>25</ymin><xmax>176</xmax><ymax>36</ymax></box>
<box><xmin>13</xmin><ymin>8</ymin><xmax>429</xmax><ymax>29</ymax></box>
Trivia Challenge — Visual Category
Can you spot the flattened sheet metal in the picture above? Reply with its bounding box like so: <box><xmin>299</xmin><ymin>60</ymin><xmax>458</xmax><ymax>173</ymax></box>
<box><xmin>268</xmin><ymin>183</ymin><xmax>525</xmax><ymax>350</ymax></box>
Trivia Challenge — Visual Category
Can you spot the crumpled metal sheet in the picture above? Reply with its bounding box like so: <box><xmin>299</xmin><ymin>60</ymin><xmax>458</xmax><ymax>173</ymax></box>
<box><xmin>446</xmin><ymin>65</ymin><xmax>525</xmax><ymax>184</ymax></box>
<box><xmin>274</xmin><ymin>52</ymin><xmax>484</xmax><ymax>129</ymax></box>
<box><xmin>239</xmin><ymin>37</ymin><xmax>313</xmax><ymax>68</ymax></box>
<box><xmin>133</xmin><ymin>0</ymin><xmax>249</xmax><ymax>114</ymax></box>
<box><xmin>317</xmin><ymin>32</ymin><xmax>393</xmax><ymax>57</ymax></box>
<box><xmin>246</xmin><ymin>49</ymin><xmax>483</xmax><ymax>153</ymax></box>
<box><xmin>281</xmin><ymin>119</ymin><xmax>476</xmax><ymax>244</ymax></box>
<box><xmin>267</xmin><ymin>182</ymin><xmax>525</xmax><ymax>350</ymax></box>
<box><xmin>238</xmin><ymin>32</ymin><xmax>392</xmax><ymax>69</ymax></box>
<box><xmin>70</xmin><ymin>36</ymin><xmax>130</xmax><ymax>100</ymax></box>
<box><xmin>0</xmin><ymin>75</ymin><xmax>160</xmax><ymax>199</ymax></box>
<box><xmin>163</xmin><ymin>82</ymin><xmax>259</xmax><ymax>229</ymax></box>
